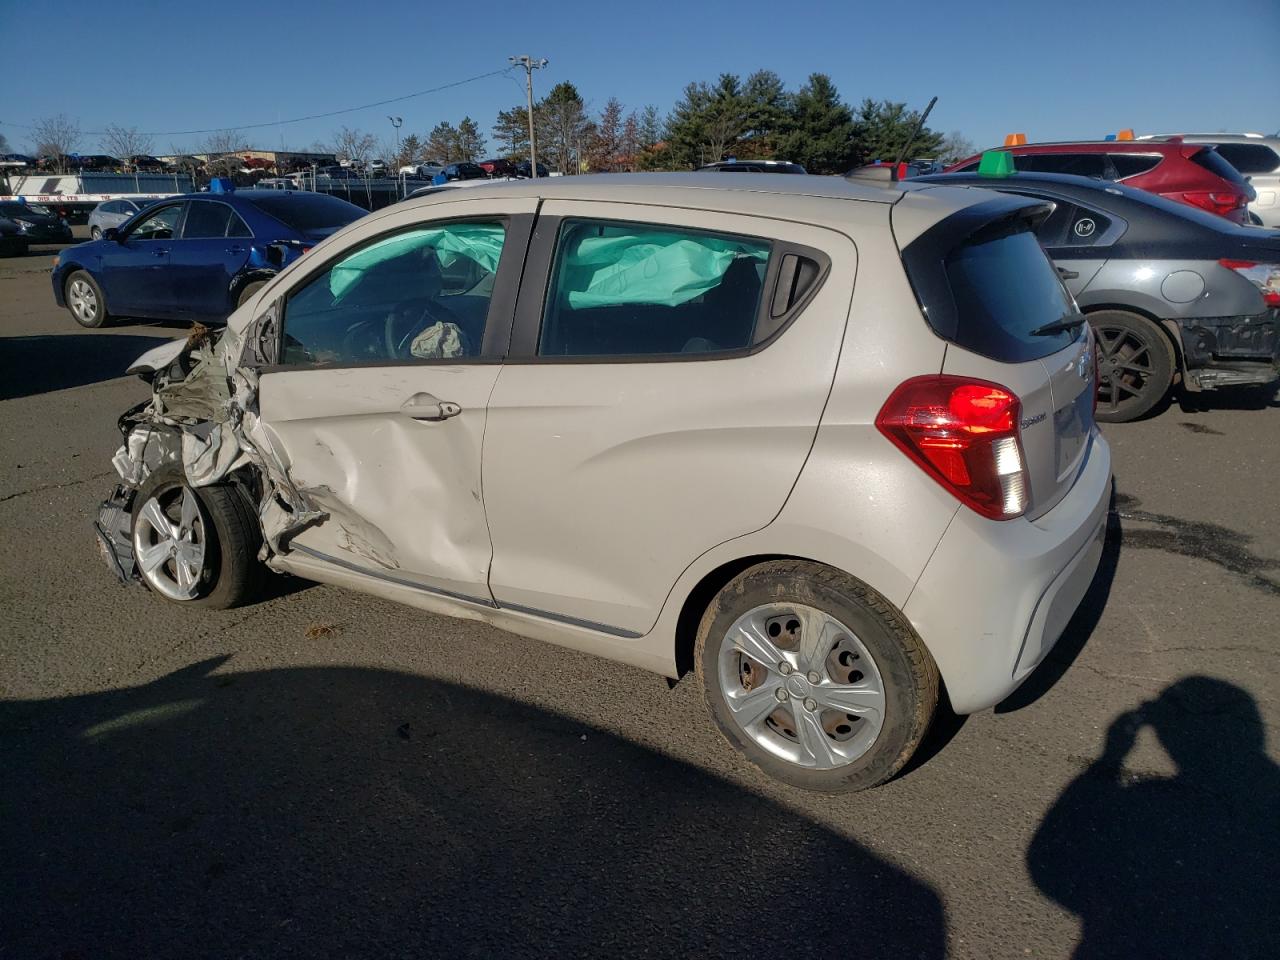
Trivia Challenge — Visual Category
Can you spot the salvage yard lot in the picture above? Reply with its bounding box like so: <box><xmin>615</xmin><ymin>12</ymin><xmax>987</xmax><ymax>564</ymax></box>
<box><xmin>2</xmin><ymin>241</ymin><xmax>1278</xmax><ymax>958</ymax></box>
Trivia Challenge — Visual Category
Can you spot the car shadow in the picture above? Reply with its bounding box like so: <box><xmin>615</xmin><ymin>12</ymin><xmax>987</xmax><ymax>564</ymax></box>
<box><xmin>0</xmin><ymin>333</ymin><xmax>176</xmax><ymax>399</ymax></box>
<box><xmin>1175</xmin><ymin>383</ymin><xmax>1280</xmax><ymax>413</ymax></box>
<box><xmin>1028</xmin><ymin>677</ymin><xmax>1280</xmax><ymax>958</ymax></box>
<box><xmin>1</xmin><ymin>658</ymin><xmax>948</xmax><ymax>959</ymax></box>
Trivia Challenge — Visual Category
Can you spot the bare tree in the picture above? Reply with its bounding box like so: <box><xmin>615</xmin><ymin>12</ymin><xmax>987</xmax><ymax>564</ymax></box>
<box><xmin>937</xmin><ymin>131</ymin><xmax>976</xmax><ymax>165</ymax></box>
<box><xmin>30</xmin><ymin>114</ymin><xmax>82</xmax><ymax>172</ymax></box>
<box><xmin>199</xmin><ymin>129</ymin><xmax>251</xmax><ymax>177</ymax></box>
<box><xmin>101</xmin><ymin>124</ymin><xmax>155</xmax><ymax>163</ymax></box>
<box><xmin>327</xmin><ymin>126</ymin><xmax>378</xmax><ymax>166</ymax></box>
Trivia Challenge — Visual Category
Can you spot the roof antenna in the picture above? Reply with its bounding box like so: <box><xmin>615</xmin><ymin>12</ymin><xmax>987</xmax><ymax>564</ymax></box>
<box><xmin>893</xmin><ymin>96</ymin><xmax>938</xmax><ymax>169</ymax></box>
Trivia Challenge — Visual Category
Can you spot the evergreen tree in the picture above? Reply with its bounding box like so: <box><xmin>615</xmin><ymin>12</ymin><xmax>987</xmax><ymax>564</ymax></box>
<box><xmin>493</xmin><ymin>106</ymin><xmax>532</xmax><ymax>160</ymax></box>
<box><xmin>456</xmin><ymin>117</ymin><xmax>485</xmax><ymax>162</ymax></box>
<box><xmin>776</xmin><ymin>74</ymin><xmax>859</xmax><ymax>174</ymax></box>
<box><xmin>638</xmin><ymin>105</ymin><xmax>663</xmax><ymax>149</ymax></box>
<box><xmin>853</xmin><ymin>99</ymin><xmax>944</xmax><ymax>166</ymax></box>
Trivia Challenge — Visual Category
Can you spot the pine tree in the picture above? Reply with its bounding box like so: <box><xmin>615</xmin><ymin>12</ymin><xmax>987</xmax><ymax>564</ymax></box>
<box><xmin>456</xmin><ymin>117</ymin><xmax>485</xmax><ymax>162</ymax></box>
<box><xmin>853</xmin><ymin>99</ymin><xmax>944</xmax><ymax>166</ymax></box>
<box><xmin>776</xmin><ymin>74</ymin><xmax>859</xmax><ymax>174</ymax></box>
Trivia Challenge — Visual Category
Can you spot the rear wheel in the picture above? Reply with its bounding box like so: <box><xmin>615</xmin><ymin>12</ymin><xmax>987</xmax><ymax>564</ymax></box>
<box><xmin>65</xmin><ymin>270</ymin><xmax>110</xmax><ymax>328</ymax></box>
<box><xmin>1090</xmin><ymin>310</ymin><xmax>1174</xmax><ymax>423</ymax></box>
<box><xmin>90</xmin><ymin>225</ymin><xmax>102</xmax><ymax>240</ymax></box>
<box><xmin>131</xmin><ymin>467</ymin><xmax>264</xmax><ymax>609</ymax></box>
<box><xmin>695</xmin><ymin>560</ymin><xmax>939</xmax><ymax>793</ymax></box>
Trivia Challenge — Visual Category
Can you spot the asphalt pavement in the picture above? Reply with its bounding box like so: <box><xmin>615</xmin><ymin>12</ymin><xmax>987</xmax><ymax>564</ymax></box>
<box><xmin>2</xmin><ymin>238</ymin><xmax>1278</xmax><ymax>959</ymax></box>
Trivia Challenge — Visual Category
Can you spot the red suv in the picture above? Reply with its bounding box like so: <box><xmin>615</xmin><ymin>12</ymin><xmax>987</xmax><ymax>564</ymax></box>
<box><xmin>946</xmin><ymin>139</ymin><xmax>1255</xmax><ymax>223</ymax></box>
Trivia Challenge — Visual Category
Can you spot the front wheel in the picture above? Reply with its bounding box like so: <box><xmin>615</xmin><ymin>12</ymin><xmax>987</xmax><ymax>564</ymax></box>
<box><xmin>131</xmin><ymin>467</ymin><xmax>264</xmax><ymax>609</ymax></box>
<box><xmin>90</xmin><ymin>225</ymin><xmax>102</xmax><ymax>240</ymax></box>
<box><xmin>1090</xmin><ymin>310</ymin><xmax>1174</xmax><ymax>423</ymax></box>
<box><xmin>65</xmin><ymin>270</ymin><xmax>110</xmax><ymax>328</ymax></box>
<box><xmin>695</xmin><ymin>560</ymin><xmax>939</xmax><ymax>793</ymax></box>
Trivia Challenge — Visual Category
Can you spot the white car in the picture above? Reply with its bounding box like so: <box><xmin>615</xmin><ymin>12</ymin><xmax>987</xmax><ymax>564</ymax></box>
<box><xmin>96</xmin><ymin>173</ymin><xmax>1111</xmax><ymax>791</ymax></box>
<box><xmin>398</xmin><ymin>162</ymin><xmax>444</xmax><ymax>179</ymax></box>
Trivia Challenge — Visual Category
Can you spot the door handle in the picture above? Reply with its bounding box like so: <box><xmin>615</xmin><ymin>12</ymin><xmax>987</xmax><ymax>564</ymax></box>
<box><xmin>152</xmin><ymin>248</ymin><xmax>167</xmax><ymax>257</ymax></box>
<box><xmin>227</xmin><ymin>245</ymin><xmax>245</xmax><ymax>254</ymax></box>
<box><xmin>400</xmin><ymin>392</ymin><xmax>461</xmax><ymax>421</ymax></box>
<box><xmin>1056</xmin><ymin>266</ymin><xmax>1080</xmax><ymax>280</ymax></box>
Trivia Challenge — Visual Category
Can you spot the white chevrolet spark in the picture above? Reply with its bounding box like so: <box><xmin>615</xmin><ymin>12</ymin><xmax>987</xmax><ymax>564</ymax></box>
<box><xmin>97</xmin><ymin>174</ymin><xmax>1111</xmax><ymax>792</ymax></box>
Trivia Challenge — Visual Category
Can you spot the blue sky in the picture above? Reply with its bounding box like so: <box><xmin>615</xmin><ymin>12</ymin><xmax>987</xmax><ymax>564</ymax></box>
<box><xmin>2</xmin><ymin>0</ymin><xmax>1277</xmax><ymax>157</ymax></box>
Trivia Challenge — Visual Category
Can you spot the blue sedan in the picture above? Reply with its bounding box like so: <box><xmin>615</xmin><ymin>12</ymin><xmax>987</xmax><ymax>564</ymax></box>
<box><xmin>53</xmin><ymin>188</ymin><xmax>366</xmax><ymax>328</ymax></box>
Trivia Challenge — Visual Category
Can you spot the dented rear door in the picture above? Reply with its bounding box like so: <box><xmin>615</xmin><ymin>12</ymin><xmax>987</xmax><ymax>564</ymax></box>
<box><xmin>254</xmin><ymin>197</ymin><xmax>537</xmax><ymax>605</ymax></box>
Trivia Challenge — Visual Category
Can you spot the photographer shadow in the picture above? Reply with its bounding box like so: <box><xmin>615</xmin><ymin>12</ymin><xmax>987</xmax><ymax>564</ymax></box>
<box><xmin>1027</xmin><ymin>677</ymin><xmax>1280</xmax><ymax>959</ymax></box>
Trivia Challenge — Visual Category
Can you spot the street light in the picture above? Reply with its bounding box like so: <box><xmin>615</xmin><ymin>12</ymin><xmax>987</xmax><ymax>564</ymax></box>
<box><xmin>508</xmin><ymin>56</ymin><xmax>548</xmax><ymax>177</ymax></box>
<box><xmin>388</xmin><ymin>115</ymin><xmax>403</xmax><ymax>155</ymax></box>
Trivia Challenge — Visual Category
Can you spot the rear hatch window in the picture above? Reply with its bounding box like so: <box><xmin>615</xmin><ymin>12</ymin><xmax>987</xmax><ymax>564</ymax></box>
<box><xmin>1190</xmin><ymin>148</ymin><xmax>1250</xmax><ymax>187</ymax></box>
<box><xmin>942</xmin><ymin>219</ymin><xmax>1080</xmax><ymax>362</ymax></box>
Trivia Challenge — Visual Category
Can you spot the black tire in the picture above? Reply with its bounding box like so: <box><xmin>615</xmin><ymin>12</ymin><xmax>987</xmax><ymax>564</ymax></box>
<box><xmin>237</xmin><ymin>279</ymin><xmax>268</xmax><ymax>308</ymax></box>
<box><xmin>90</xmin><ymin>225</ymin><xmax>102</xmax><ymax>240</ymax></box>
<box><xmin>131</xmin><ymin>465</ymin><xmax>264</xmax><ymax>609</ymax></box>
<box><xmin>694</xmin><ymin>560</ymin><xmax>939</xmax><ymax>793</ymax></box>
<box><xmin>1090</xmin><ymin>310</ymin><xmax>1174</xmax><ymax>423</ymax></box>
<box><xmin>64</xmin><ymin>269</ymin><xmax>111</xmax><ymax>328</ymax></box>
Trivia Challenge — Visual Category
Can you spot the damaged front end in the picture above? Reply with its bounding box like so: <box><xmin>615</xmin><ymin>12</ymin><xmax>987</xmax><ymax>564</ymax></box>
<box><xmin>95</xmin><ymin>314</ymin><xmax>329</xmax><ymax>585</ymax></box>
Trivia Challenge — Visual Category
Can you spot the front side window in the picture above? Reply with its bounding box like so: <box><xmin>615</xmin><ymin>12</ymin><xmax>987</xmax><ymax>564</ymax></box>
<box><xmin>129</xmin><ymin>203</ymin><xmax>182</xmax><ymax>241</ymax></box>
<box><xmin>280</xmin><ymin>220</ymin><xmax>506</xmax><ymax>365</ymax></box>
<box><xmin>538</xmin><ymin>220</ymin><xmax>771</xmax><ymax>357</ymax></box>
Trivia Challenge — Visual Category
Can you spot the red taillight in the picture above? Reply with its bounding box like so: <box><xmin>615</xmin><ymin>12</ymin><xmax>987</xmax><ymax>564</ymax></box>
<box><xmin>1220</xmin><ymin>259</ymin><xmax>1280</xmax><ymax>307</ymax></box>
<box><xmin>1180</xmin><ymin>190</ymin><xmax>1246</xmax><ymax>217</ymax></box>
<box><xmin>876</xmin><ymin>375</ymin><xmax>1030</xmax><ymax>521</ymax></box>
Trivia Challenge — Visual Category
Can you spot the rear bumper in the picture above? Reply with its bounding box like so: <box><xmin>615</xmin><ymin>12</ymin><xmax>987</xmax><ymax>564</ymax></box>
<box><xmin>1177</xmin><ymin>310</ymin><xmax>1280</xmax><ymax>389</ymax></box>
<box><xmin>904</xmin><ymin>429</ymin><xmax>1112</xmax><ymax>714</ymax></box>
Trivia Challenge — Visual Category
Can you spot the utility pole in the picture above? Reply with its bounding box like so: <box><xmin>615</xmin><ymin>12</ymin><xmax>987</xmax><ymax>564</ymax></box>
<box><xmin>508</xmin><ymin>55</ymin><xmax>548</xmax><ymax>177</ymax></box>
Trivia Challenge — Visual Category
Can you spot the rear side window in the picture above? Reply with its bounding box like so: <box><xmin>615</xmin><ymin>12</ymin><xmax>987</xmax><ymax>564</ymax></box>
<box><xmin>538</xmin><ymin>220</ymin><xmax>772</xmax><ymax>357</ymax></box>
<box><xmin>1014</xmin><ymin>153</ymin><xmax>1108</xmax><ymax>178</ymax></box>
<box><xmin>1213</xmin><ymin>143</ymin><xmax>1280</xmax><ymax>175</ymax></box>
<box><xmin>1190</xmin><ymin>148</ymin><xmax>1249</xmax><ymax>186</ymax></box>
<box><xmin>182</xmin><ymin>201</ymin><xmax>233</xmax><ymax>239</ymax></box>
<box><xmin>942</xmin><ymin>221</ymin><xmax>1079</xmax><ymax>361</ymax></box>
<box><xmin>1109</xmin><ymin>154</ymin><xmax>1162</xmax><ymax>179</ymax></box>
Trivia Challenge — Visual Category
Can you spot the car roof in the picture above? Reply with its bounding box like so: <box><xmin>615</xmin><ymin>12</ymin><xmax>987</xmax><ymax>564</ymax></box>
<box><xmin>380</xmin><ymin>172</ymin><xmax>1008</xmax><ymax>244</ymax></box>
<box><xmin>983</xmin><ymin>140</ymin><xmax>1185</xmax><ymax>154</ymax></box>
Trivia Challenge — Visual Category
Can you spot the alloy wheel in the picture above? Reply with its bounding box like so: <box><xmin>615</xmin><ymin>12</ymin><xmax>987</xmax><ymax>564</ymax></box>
<box><xmin>132</xmin><ymin>486</ymin><xmax>208</xmax><ymax>601</ymax></box>
<box><xmin>67</xmin><ymin>278</ymin><xmax>99</xmax><ymax>325</ymax></box>
<box><xmin>717</xmin><ymin>603</ymin><xmax>886</xmax><ymax>769</ymax></box>
<box><xmin>1094</xmin><ymin>323</ymin><xmax>1157</xmax><ymax>414</ymax></box>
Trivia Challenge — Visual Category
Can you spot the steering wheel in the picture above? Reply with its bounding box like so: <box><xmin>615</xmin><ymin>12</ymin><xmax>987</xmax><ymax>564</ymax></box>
<box><xmin>384</xmin><ymin>298</ymin><xmax>467</xmax><ymax>359</ymax></box>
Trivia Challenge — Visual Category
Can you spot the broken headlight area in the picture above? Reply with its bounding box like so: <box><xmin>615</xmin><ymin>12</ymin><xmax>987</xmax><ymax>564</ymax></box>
<box><xmin>96</xmin><ymin>318</ymin><xmax>330</xmax><ymax>586</ymax></box>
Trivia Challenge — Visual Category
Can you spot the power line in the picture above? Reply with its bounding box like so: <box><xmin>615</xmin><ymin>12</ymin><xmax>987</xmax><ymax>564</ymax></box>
<box><xmin>0</xmin><ymin>66</ymin><xmax>515</xmax><ymax>139</ymax></box>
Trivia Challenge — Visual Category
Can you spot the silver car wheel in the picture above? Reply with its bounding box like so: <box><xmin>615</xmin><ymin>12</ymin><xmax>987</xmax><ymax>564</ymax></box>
<box><xmin>132</xmin><ymin>486</ymin><xmax>208</xmax><ymax>601</ymax></box>
<box><xmin>717</xmin><ymin>603</ymin><xmax>885</xmax><ymax>770</ymax></box>
<box><xmin>67</xmin><ymin>278</ymin><xmax>99</xmax><ymax>324</ymax></box>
